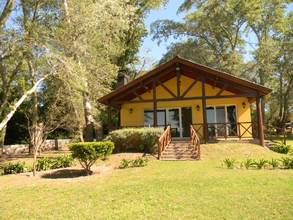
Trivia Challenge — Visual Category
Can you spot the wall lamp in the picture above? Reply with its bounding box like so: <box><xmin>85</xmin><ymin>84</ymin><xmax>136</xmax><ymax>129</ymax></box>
<box><xmin>129</xmin><ymin>108</ymin><xmax>133</xmax><ymax>114</ymax></box>
<box><xmin>196</xmin><ymin>105</ymin><xmax>200</xmax><ymax>111</ymax></box>
<box><xmin>242</xmin><ymin>102</ymin><xmax>246</xmax><ymax>109</ymax></box>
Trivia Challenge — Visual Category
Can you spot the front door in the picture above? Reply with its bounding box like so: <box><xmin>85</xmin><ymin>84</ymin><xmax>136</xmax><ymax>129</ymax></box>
<box><xmin>167</xmin><ymin>107</ymin><xmax>192</xmax><ymax>138</ymax></box>
<box><xmin>181</xmin><ymin>107</ymin><xmax>192</xmax><ymax>137</ymax></box>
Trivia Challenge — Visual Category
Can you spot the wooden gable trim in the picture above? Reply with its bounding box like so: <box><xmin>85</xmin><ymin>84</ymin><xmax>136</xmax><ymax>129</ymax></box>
<box><xmin>111</xmin><ymin>93</ymin><xmax>257</xmax><ymax>105</ymax></box>
<box><xmin>158</xmin><ymin>80</ymin><xmax>177</xmax><ymax>98</ymax></box>
<box><xmin>177</xmin><ymin>57</ymin><xmax>271</xmax><ymax>95</ymax></box>
<box><xmin>181</xmin><ymin>79</ymin><xmax>198</xmax><ymax>98</ymax></box>
<box><xmin>215</xmin><ymin>84</ymin><xmax>227</xmax><ymax>96</ymax></box>
<box><xmin>99</xmin><ymin>56</ymin><xmax>271</xmax><ymax>105</ymax></box>
<box><xmin>176</xmin><ymin>64</ymin><xmax>181</xmax><ymax>97</ymax></box>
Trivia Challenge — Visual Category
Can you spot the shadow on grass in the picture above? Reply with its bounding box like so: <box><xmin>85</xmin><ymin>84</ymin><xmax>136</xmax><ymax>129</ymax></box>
<box><xmin>41</xmin><ymin>169</ymin><xmax>88</xmax><ymax>179</ymax></box>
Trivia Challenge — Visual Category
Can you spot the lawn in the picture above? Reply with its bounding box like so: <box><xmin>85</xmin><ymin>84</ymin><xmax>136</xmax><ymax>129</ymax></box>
<box><xmin>1</xmin><ymin>143</ymin><xmax>293</xmax><ymax>220</ymax></box>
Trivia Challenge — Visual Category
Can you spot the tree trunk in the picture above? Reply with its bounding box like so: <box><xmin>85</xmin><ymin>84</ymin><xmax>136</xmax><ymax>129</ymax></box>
<box><xmin>0</xmin><ymin>0</ymin><xmax>15</xmax><ymax>28</ymax></box>
<box><xmin>31</xmin><ymin>123</ymin><xmax>44</xmax><ymax>176</ymax></box>
<box><xmin>0</xmin><ymin>75</ymin><xmax>47</xmax><ymax>131</ymax></box>
<box><xmin>259</xmin><ymin>69</ymin><xmax>266</xmax><ymax>123</ymax></box>
<box><xmin>0</xmin><ymin>126</ymin><xmax>6</xmax><ymax>156</ymax></box>
<box><xmin>83</xmin><ymin>92</ymin><xmax>96</xmax><ymax>141</ymax></box>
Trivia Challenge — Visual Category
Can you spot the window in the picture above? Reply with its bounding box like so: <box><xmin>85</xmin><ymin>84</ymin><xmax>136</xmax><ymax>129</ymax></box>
<box><xmin>206</xmin><ymin>105</ymin><xmax>237</xmax><ymax>137</ymax></box>
<box><xmin>144</xmin><ymin>110</ymin><xmax>166</xmax><ymax>127</ymax></box>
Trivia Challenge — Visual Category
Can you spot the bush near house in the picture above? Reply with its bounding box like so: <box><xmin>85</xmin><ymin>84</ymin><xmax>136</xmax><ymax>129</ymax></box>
<box><xmin>69</xmin><ymin>141</ymin><xmax>114</xmax><ymax>175</ymax></box>
<box><xmin>270</xmin><ymin>142</ymin><xmax>291</xmax><ymax>154</ymax></box>
<box><xmin>36</xmin><ymin>155</ymin><xmax>74</xmax><ymax>171</ymax></box>
<box><xmin>106</xmin><ymin>127</ymin><xmax>163</xmax><ymax>153</ymax></box>
<box><xmin>2</xmin><ymin>162</ymin><xmax>28</xmax><ymax>175</ymax></box>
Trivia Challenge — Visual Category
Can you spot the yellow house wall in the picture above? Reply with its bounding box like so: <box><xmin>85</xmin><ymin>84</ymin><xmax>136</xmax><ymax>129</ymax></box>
<box><xmin>120</xmin><ymin>75</ymin><xmax>252</xmax><ymax>138</ymax></box>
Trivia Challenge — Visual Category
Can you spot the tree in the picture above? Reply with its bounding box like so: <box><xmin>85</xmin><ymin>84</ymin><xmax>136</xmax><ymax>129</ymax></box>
<box><xmin>25</xmin><ymin>77</ymin><xmax>76</xmax><ymax>176</ymax></box>
<box><xmin>116</xmin><ymin>0</ymin><xmax>167</xmax><ymax>79</ymax></box>
<box><xmin>151</xmin><ymin>0</ymin><xmax>248</xmax><ymax>76</ymax></box>
<box><xmin>268</xmin><ymin>11</ymin><xmax>293</xmax><ymax>131</ymax></box>
<box><xmin>151</xmin><ymin>0</ymin><xmax>291</xmax><ymax>128</ymax></box>
<box><xmin>56</xmin><ymin>0</ymin><xmax>139</xmax><ymax>141</ymax></box>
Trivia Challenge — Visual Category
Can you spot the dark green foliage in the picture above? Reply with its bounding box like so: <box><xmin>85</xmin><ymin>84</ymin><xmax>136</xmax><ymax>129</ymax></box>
<box><xmin>119</xmin><ymin>159</ymin><xmax>132</xmax><ymax>169</ymax></box>
<box><xmin>69</xmin><ymin>141</ymin><xmax>114</xmax><ymax>174</ymax></box>
<box><xmin>223</xmin><ymin>157</ymin><xmax>293</xmax><ymax>170</ymax></box>
<box><xmin>3</xmin><ymin>162</ymin><xmax>27</xmax><ymax>175</ymax></box>
<box><xmin>132</xmin><ymin>157</ymin><xmax>148</xmax><ymax>167</ymax></box>
<box><xmin>271</xmin><ymin>142</ymin><xmax>291</xmax><ymax>154</ymax></box>
<box><xmin>241</xmin><ymin>158</ymin><xmax>254</xmax><ymax>169</ymax></box>
<box><xmin>253</xmin><ymin>159</ymin><xmax>268</xmax><ymax>169</ymax></box>
<box><xmin>280</xmin><ymin>157</ymin><xmax>293</xmax><ymax>169</ymax></box>
<box><xmin>119</xmin><ymin>157</ymin><xmax>148</xmax><ymax>169</ymax></box>
<box><xmin>36</xmin><ymin>157</ymin><xmax>52</xmax><ymax>171</ymax></box>
<box><xmin>106</xmin><ymin>128</ymin><xmax>162</xmax><ymax>153</ymax></box>
<box><xmin>222</xmin><ymin>158</ymin><xmax>236</xmax><ymax>169</ymax></box>
<box><xmin>51</xmin><ymin>155</ymin><xmax>74</xmax><ymax>169</ymax></box>
<box><xmin>47</xmin><ymin>128</ymin><xmax>71</xmax><ymax>139</ymax></box>
<box><xmin>36</xmin><ymin>155</ymin><xmax>74</xmax><ymax>171</ymax></box>
<box><xmin>4</xmin><ymin>109</ymin><xmax>29</xmax><ymax>144</ymax></box>
<box><xmin>268</xmin><ymin>158</ymin><xmax>279</xmax><ymax>169</ymax></box>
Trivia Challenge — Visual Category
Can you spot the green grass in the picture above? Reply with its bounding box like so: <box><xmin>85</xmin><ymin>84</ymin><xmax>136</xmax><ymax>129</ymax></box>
<box><xmin>1</xmin><ymin>143</ymin><xmax>293</xmax><ymax>219</ymax></box>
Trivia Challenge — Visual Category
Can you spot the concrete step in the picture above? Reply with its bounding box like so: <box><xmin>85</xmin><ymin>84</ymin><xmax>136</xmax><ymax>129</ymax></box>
<box><xmin>160</xmin><ymin>156</ymin><xmax>198</xmax><ymax>160</ymax></box>
<box><xmin>163</xmin><ymin>149</ymin><xmax>196</xmax><ymax>152</ymax></box>
<box><xmin>160</xmin><ymin>140</ymin><xmax>199</xmax><ymax>161</ymax></box>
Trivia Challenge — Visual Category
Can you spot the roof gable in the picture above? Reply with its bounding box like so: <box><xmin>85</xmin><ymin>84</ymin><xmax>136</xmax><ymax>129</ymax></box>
<box><xmin>98</xmin><ymin>56</ymin><xmax>271</xmax><ymax>105</ymax></box>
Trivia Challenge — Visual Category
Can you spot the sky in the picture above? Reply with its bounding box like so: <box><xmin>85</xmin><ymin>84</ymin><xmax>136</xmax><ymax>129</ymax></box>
<box><xmin>138</xmin><ymin>0</ymin><xmax>185</xmax><ymax>66</ymax></box>
<box><xmin>139</xmin><ymin>1</ymin><xmax>293</xmax><ymax>66</ymax></box>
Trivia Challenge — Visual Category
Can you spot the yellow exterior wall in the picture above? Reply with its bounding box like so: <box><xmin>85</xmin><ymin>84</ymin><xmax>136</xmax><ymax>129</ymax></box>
<box><xmin>120</xmin><ymin>75</ymin><xmax>252</xmax><ymax>138</ymax></box>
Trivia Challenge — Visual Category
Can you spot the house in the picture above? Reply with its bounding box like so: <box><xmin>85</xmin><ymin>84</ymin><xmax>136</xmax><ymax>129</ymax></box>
<box><xmin>99</xmin><ymin>56</ymin><xmax>271</xmax><ymax>147</ymax></box>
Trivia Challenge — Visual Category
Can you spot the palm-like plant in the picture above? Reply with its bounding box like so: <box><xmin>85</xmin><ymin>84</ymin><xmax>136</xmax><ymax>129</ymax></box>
<box><xmin>222</xmin><ymin>158</ymin><xmax>236</xmax><ymax>169</ymax></box>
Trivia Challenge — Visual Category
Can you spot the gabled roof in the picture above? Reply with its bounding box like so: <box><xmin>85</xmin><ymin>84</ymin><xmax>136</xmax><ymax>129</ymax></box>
<box><xmin>98</xmin><ymin>56</ymin><xmax>271</xmax><ymax>105</ymax></box>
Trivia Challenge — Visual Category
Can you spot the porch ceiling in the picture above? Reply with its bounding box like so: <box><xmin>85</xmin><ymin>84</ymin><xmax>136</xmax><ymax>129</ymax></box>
<box><xmin>98</xmin><ymin>56</ymin><xmax>271</xmax><ymax>105</ymax></box>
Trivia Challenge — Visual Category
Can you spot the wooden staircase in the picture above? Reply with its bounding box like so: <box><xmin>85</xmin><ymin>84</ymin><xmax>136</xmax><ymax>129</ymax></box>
<box><xmin>158</xmin><ymin>125</ymin><xmax>200</xmax><ymax>160</ymax></box>
<box><xmin>160</xmin><ymin>140</ymin><xmax>199</xmax><ymax>160</ymax></box>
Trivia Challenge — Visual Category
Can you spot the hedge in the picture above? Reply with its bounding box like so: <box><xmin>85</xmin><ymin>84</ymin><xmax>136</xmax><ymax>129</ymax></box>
<box><xmin>69</xmin><ymin>141</ymin><xmax>114</xmax><ymax>175</ymax></box>
<box><xmin>105</xmin><ymin>127</ymin><xmax>163</xmax><ymax>153</ymax></box>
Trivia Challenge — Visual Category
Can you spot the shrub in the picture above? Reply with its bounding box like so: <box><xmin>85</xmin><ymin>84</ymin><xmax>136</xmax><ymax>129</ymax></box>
<box><xmin>119</xmin><ymin>157</ymin><xmax>148</xmax><ymax>169</ymax></box>
<box><xmin>222</xmin><ymin>158</ymin><xmax>236</xmax><ymax>169</ymax></box>
<box><xmin>119</xmin><ymin>159</ymin><xmax>132</xmax><ymax>169</ymax></box>
<box><xmin>36</xmin><ymin>155</ymin><xmax>74</xmax><ymax>171</ymax></box>
<box><xmin>36</xmin><ymin>157</ymin><xmax>52</xmax><ymax>171</ymax></box>
<box><xmin>271</xmin><ymin>142</ymin><xmax>291</xmax><ymax>154</ymax></box>
<box><xmin>268</xmin><ymin>158</ymin><xmax>279</xmax><ymax>169</ymax></box>
<box><xmin>106</xmin><ymin>127</ymin><xmax>163</xmax><ymax>153</ymax></box>
<box><xmin>3</xmin><ymin>161</ymin><xmax>27</xmax><ymax>175</ymax></box>
<box><xmin>132</xmin><ymin>157</ymin><xmax>148</xmax><ymax>167</ymax></box>
<box><xmin>242</xmin><ymin>158</ymin><xmax>254</xmax><ymax>169</ymax></box>
<box><xmin>253</xmin><ymin>159</ymin><xmax>268</xmax><ymax>169</ymax></box>
<box><xmin>280</xmin><ymin>157</ymin><xmax>293</xmax><ymax>169</ymax></box>
<box><xmin>69</xmin><ymin>141</ymin><xmax>114</xmax><ymax>175</ymax></box>
<box><xmin>51</xmin><ymin>155</ymin><xmax>74</xmax><ymax>169</ymax></box>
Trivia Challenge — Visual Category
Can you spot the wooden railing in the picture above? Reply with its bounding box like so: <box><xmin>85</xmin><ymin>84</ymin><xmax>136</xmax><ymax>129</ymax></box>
<box><xmin>157</xmin><ymin>125</ymin><xmax>171</xmax><ymax>159</ymax></box>
<box><xmin>191</xmin><ymin>122</ymin><xmax>257</xmax><ymax>141</ymax></box>
<box><xmin>190</xmin><ymin>125</ymin><xmax>201</xmax><ymax>159</ymax></box>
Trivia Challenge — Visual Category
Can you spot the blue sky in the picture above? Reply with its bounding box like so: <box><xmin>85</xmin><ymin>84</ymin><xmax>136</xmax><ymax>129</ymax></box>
<box><xmin>139</xmin><ymin>1</ymin><xmax>293</xmax><ymax>65</ymax></box>
<box><xmin>138</xmin><ymin>0</ymin><xmax>185</xmax><ymax>66</ymax></box>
